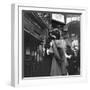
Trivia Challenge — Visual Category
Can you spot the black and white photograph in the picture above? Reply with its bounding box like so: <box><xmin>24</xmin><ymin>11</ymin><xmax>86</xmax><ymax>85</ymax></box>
<box><xmin>23</xmin><ymin>10</ymin><xmax>81</xmax><ymax>77</ymax></box>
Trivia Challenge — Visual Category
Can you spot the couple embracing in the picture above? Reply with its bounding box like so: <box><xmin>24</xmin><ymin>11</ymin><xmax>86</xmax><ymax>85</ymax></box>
<box><xmin>48</xmin><ymin>29</ymin><xmax>68</xmax><ymax>76</ymax></box>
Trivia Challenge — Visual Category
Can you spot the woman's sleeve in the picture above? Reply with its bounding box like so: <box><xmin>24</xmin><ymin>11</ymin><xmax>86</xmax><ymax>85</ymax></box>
<box><xmin>52</xmin><ymin>40</ymin><xmax>61</xmax><ymax>60</ymax></box>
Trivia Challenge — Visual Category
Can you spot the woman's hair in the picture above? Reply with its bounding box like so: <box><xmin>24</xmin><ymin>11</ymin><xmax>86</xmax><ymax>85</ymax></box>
<box><xmin>49</xmin><ymin>28</ymin><xmax>60</xmax><ymax>40</ymax></box>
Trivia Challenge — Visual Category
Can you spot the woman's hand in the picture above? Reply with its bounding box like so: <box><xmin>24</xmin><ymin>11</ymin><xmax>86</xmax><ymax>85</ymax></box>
<box><xmin>65</xmin><ymin>52</ymin><xmax>72</xmax><ymax>59</ymax></box>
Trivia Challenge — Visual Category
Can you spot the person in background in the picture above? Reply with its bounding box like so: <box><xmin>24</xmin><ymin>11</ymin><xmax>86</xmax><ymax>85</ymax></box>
<box><xmin>66</xmin><ymin>34</ymin><xmax>80</xmax><ymax>75</ymax></box>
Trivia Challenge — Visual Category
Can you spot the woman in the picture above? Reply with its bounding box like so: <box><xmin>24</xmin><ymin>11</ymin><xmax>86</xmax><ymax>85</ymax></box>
<box><xmin>49</xmin><ymin>29</ymin><xmax>68</xmax><ymax>76</ymax></box>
